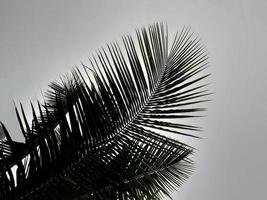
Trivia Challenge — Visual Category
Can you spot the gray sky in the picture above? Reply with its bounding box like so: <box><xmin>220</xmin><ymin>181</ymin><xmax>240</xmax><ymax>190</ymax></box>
<box><xmin>0</xmin><ymin>0</ymin><xmax>267</xmax><ymax>199</ymax></box>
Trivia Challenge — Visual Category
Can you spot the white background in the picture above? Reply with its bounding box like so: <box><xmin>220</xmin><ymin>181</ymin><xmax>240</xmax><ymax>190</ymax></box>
<box><xmin>0</xmin><ymin>0</ymin><xmax>267</xmax><ymax>199</ymax></box>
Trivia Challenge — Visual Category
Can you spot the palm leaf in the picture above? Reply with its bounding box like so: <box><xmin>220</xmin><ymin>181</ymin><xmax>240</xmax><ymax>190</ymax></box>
<box><xmin>0</xmin><ymin>23</ymin><xmax>210</xmax><ymax>200</ymax></box>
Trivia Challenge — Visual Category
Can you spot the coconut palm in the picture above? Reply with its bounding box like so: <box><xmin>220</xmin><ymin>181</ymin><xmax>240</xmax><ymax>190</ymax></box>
<box><xmin>0</xmin><ymin>23</ymin><xmax>209</xmax><ymax>200</ymax></box>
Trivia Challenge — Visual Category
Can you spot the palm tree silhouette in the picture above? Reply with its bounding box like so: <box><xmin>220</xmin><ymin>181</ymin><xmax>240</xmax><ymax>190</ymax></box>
<box><xmin>0</xmin><ymin>23</ymin><xmax>209</xmax><ymax>200</ymax></box>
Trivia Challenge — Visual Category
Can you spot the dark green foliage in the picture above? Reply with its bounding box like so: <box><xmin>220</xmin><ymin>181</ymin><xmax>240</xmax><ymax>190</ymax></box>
<box><xmin>0</xmin><ymin>23</ymin><xmax>209</xmax><ymax>200</ymax></box>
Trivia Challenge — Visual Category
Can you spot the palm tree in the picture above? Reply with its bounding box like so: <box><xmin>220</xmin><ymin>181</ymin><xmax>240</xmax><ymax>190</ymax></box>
<box><xmin>0</xmin><ymin>23</ymin><xmax>209</xmax><ymax>200</ymax></box>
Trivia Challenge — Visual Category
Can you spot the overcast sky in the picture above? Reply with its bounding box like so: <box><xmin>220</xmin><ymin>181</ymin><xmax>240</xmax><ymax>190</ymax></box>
<box><xmin>0</xmin><ymin>0</ymin><xmax>267</xmax><ymax>199</ymax></box>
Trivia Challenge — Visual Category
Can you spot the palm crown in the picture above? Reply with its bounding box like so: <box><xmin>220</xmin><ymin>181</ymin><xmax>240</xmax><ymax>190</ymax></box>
<box><xmin>0</xmin><ymin>23</ymin><xmax>209</xmax><ymax>200</ymax></box>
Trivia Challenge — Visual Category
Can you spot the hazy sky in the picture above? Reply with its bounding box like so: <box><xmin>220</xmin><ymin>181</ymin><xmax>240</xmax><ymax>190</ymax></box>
<box><xmin>0</xmin><ymin>0</ymin><xmax>267</xmax><ymax>199</ymax></box>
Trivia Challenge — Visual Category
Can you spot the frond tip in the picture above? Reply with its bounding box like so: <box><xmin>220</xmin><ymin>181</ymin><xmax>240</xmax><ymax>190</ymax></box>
<box><xmin>0</xmin><ymin>22</ymin><xmax>210</xmax><ymax>200</ymax></box>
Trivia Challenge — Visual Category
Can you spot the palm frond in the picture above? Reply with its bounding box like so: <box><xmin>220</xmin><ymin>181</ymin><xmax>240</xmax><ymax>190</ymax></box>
<box><xmin>0</xmin><ymin>23</ymin><xmax>210</xmax><ymax>200</ymax></box>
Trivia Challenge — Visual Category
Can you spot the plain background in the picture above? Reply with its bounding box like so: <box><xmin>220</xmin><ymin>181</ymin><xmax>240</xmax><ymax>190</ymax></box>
<box><xmin>0</xmin><ymin>0</ymin><xmax>267</xmax><ymax>199</ymax></box>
